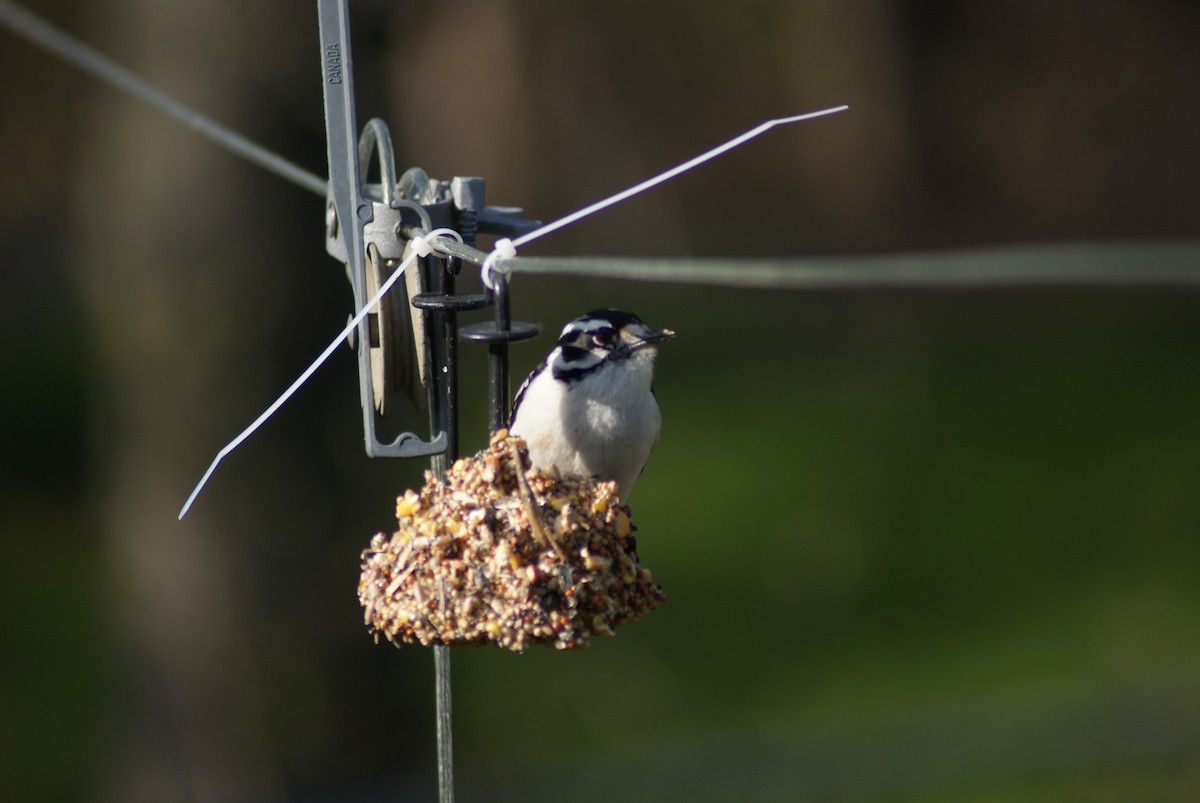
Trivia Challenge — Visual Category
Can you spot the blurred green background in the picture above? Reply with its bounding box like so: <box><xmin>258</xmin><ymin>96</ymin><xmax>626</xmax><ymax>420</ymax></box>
<box><xmin>3</xmin><ymin>1</ymin><xmax>1200</xmax><ymax>801</ymax></box>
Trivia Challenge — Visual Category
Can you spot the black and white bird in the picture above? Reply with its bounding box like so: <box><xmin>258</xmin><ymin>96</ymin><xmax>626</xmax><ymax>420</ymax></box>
<box><xmin>509</xmin><ymin>309</ymin><xmax>674</xmax><ymax>500</ymax></box>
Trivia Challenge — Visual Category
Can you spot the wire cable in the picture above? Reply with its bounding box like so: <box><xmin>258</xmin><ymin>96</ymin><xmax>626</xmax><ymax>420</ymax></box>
<box><xmin>480</xmin><ymin>106</ymin><xmax>849</xmax><ymax>288</ymax></box>
<box><xmin>0</xmin><ymin>0</ymin><xmax>328</xmax><ymax>198</ymax></box>
<box><xmin>501</xmin><ymin>242</ymin><xmax>1200</xmax><ymax>289</ymax></box>
<box><xmin>512</xmin><ymin>108</ymin><xmax>848</xmax><ymax>250</ymax></box>
<box><xmin>177</xmin><ymin>229</ymin><xmax>466</xmax><ymax>519</ymax></box>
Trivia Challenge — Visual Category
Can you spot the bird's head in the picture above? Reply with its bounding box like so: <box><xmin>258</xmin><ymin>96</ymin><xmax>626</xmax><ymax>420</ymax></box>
<box><xmin>550</xmin><ymin>309</ymin><xmax>674</xmax><ymax>381</ymax></box>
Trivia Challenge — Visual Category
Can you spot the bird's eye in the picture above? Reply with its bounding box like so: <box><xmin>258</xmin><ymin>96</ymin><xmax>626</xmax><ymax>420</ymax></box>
<box><xmin>592</xmin><ymin>329</ymin><xmax>615</xmax><ymax>348</ymax></box>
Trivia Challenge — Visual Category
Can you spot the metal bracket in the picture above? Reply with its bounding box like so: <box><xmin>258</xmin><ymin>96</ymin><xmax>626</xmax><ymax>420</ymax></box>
<box><xmin>318</xmin><ymin>0</ymin><xmax>443</xmax><ymax>458</ymax></box>
<box><xmin>317</xmin><ymin>0</ymin><xmax>540</xmax><ymax>460</ymax></box>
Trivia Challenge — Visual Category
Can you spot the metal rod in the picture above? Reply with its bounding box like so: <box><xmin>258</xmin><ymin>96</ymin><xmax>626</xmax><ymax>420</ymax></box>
<box><xmin>488</xmin><ymin>276</ymin><xmax>513</xmax><ymax>432</ymax></box>
<box><xmin>442</xmin><ymin>269</ymin><xmax>461</xmax><ymax>461</ymax></box>
<box><xmin>426</xmin><ymin>255</ymin><xmax>457</xmax><ymax>803</ymax></box>
<box><xmin>433</xmin><ymin>645</ymin><xmax>454</xmax><ymax>802</ymax></box>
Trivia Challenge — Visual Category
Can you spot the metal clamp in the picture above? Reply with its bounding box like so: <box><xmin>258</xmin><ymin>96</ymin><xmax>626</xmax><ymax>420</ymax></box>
<box><xmin>317</xmin><ymin>0</ymin><xmax>541</xmax><ymax>460</ymax></box>
<box><xmin>318</xmin><ymin>0</ymin><xmax>443</xmax><ymax>458</ymax></box>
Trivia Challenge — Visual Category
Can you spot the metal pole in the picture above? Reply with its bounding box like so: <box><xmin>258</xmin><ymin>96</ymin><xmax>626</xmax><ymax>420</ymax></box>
<box><xmin>488</xmin><ymin>276</ymin><xmax>513</xmax><ymax>431</ymax></box>
<box><xmin>426</xmin><ymin>254</ymin><xmax>457</xmax><ymax>803</ymax></box>
<box><xmin>433</xmin><ymin>645</ymin><xmax>454</xmax><ymax>802</ymax></box>
<box><xmin>461</xmin><ymin>273</ymin><xmax>539</xmax><ymax>432</ymax></box>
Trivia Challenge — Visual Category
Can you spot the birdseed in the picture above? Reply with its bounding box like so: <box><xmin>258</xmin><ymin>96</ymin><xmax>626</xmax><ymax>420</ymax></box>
<box><xmin>358</xmin><ymin>430</ymin><xmax>666</xmax><ymax>652</ymax></box>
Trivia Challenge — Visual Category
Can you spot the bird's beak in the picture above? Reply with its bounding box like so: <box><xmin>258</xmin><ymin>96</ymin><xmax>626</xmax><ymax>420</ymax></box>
<box><xmin>629</xmin><ymin>328</ymin><xmax>675</xmax><ymax>352</ymax></box>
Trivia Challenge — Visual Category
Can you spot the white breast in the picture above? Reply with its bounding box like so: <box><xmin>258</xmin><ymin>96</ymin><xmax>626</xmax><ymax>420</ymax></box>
<box><xmin>510</xmin><ymin>352</ymin><xmax>661</xmax><ymax>499</ymax></box>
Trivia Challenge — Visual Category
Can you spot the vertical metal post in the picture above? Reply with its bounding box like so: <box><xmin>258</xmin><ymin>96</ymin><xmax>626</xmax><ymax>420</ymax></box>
<box><xmin>412</xmin><ymin>247</ymin><xmax>501</xmax><ymax>802</ymax></box>
<box><xmin>433</xmin><ymin>645</ymin><xmax>454</xmax><ymax>802</ymax></box>
<box><xmin>413</xmin><ymin>241</ymin><xmax>498</xmax><ymax>803</ymax></box>
<box><xmin>425</xmin><ymin>253</ymin><xmax>456</xmax><ymax>803</ymax></box>
<box><xmin>442</xmin><ymin>223</ymin><xmax>539</xmax><ymax>802</ymax></box>
<box><xmin>488</xmin><ymin>276</ymin><xmax>513</xmax><ymax>431</ymax></box>
<box><xmin>461</xmin><ymin>274</ymin><xmax>539</xmax><ymax>433</ymax></box>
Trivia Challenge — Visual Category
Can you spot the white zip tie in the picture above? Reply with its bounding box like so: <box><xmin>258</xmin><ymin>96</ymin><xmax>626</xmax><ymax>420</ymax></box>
<box><xmin>411</xmin><ymin>235</ymin><xmax>435</xmax><ymax>257</ymax></box>
<box><xmin>179</xmin><ymin>228</ymin><xmax>463</xmax><ymax>518</ymax></box>
<box><xmin>478</xmin><ymin>104</ymin><xmax>849</xmax><ymax>289</ymax></box>
<box><xmin>480</xmin><ymin>237</ymin><xmax>517</xmax><ymax>290</ymax></box>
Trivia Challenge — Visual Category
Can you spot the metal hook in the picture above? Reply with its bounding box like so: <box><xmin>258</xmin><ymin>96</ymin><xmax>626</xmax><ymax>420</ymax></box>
<box><xmin>358</xmin><ymin>118</ymin><xmax>397</xmax><ymax>206</ymax></box>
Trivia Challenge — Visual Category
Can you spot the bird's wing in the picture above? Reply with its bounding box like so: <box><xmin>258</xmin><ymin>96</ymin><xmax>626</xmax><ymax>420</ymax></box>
<box><xmin>509</xmin><ymin>360</ymin><xmax>547</xmax><ymax>428</ymax></box>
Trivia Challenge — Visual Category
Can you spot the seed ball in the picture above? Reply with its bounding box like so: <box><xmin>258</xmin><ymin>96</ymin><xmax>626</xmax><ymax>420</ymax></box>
<box><xmin>357</xmin><ymin>431</ymin><xmax>666</xmax><ymax>652</ymax></box>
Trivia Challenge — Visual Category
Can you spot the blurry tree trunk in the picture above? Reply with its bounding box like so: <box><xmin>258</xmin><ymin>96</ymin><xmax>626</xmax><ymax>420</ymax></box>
<box><xmin>72</xmin><ymin>2</ymin><xmax>282</xmax><ymax>800</ymax></box>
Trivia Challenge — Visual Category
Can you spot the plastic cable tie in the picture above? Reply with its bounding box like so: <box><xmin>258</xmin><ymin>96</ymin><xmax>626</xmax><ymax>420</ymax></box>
<box><xmin>481</xmin><ymin>238</ymin><xmax>517</xmax><ymax>290</ymax></box>
<box><xmin>424</xmin><ymin>227</ymin><xmax>464</xmax><ymax>256</ymax></box>
<box><xmin>495</xmin><ymin>238</ymin><xmax>517</xmax><ymax>260</ymax></box>
<box><xmin>411</xmin><ymin>236</ymin><xmax>434</xmax><ymax>257</ymax></box>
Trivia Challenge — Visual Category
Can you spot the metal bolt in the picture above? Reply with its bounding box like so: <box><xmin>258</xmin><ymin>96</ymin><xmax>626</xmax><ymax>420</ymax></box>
<box><xmin>450</xmin><ymin>176</ymin><xmax>485</xmax><ymax>247</ymax></box>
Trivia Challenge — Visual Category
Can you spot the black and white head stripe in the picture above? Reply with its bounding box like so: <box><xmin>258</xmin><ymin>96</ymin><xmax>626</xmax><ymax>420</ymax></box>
<box><xmin>510</xmin><ymin>309</ymin><xmax>672</xmax><ymax>422</ymax></box>
<box><xmin>549</xmin><ymin>344</ymin><xmax>606</xmax><ymax>382</ymax></box>
<box><xmin>551</xmin><ymin>309</ymin><xmax>665</xmax><ymax>376</ymax></box>
<box><xmin>559</xmin><ymin>309</ymin><xmax>646</xmax><ymax>338</ymax></box>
